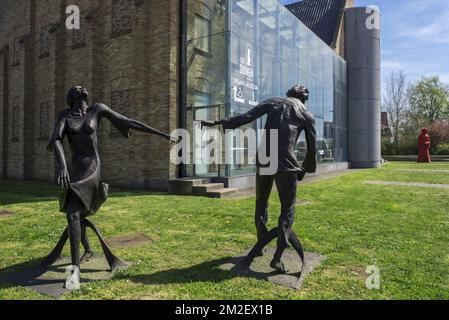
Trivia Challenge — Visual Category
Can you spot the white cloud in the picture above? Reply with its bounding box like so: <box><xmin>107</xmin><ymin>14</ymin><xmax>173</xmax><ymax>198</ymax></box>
<box><xmin>373</xmin><ymin>0</ymin><xmax>449</xmax><ymax>83</ymax></box>
<box><xmin>393</xmin><ymin>3</ymin><xmax>449</xmax><ymax>43</ymax></box>
<box><xmin>382</xmin><ymin>60</ymin><xmax>407</xmax><ymax>71</ymax></box>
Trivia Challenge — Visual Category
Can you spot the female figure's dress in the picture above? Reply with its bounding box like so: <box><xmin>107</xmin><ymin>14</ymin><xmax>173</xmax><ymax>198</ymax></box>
<box><xmin>417</xmin><ymin>128</ymin><xmax>431</xmax><ymax>163</ymax></box>
<box><xmin>49</xmin><ymin>103</ymin><xmax>130</xmax><ymax>216</ymax></box>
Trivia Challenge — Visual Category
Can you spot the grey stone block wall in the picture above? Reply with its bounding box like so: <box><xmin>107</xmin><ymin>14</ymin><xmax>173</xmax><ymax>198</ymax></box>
<box><xmin>345</xmin><ymin>7</ymin><xmax>381</xmax><ymax>169</ymax></box>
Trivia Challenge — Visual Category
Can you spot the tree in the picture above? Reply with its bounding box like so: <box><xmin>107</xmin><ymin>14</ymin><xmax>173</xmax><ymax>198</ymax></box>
<box><xmin>425</xmin><ymin>121</ymin><xmax>449</xmax><ymax>153</ymax></box>
<box><xmin>382</xmin><ymin>71</ymin><xmax>409</xmax><ymax>155</ymax></box>
<box><xmin>408</xmin><ymin>76</ymin><xmax>449</xmax><ymax>123</ymax></box>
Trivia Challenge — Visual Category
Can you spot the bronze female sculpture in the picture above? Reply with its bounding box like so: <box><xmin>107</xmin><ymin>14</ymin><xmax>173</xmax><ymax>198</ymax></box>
<box><xmin>46</xmin><ymin>86</ymin><xmax>176</xmax><ymax>290</ymax></box>
<box><xmin>202</xmin><ymin>85</ymin><xmax>317</xmax><ymax>274</ymax></box>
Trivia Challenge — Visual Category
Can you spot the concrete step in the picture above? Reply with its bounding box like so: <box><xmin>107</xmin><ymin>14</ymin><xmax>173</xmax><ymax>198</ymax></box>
<box><xmin>192</xmin><ymin>183</ymin><xmax>225</xmax><ymax>195</ymax></box>
<box><xmin>205</xmin><ymin>188</ymin><xmax>238</xmax><ymax>199</ymax></box>
<box><xmin>168</xmin><ymin>178</ymin><xmax>209</xmax><ymax>195</ymax></box>
<box><xmin>169</xmin><ymin>178</ymin><xmax>237</xmax><ymax>198</ymax></box>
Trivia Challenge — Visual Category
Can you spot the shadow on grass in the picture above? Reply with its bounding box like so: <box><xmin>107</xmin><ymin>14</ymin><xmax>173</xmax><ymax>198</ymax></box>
<box><xmin>127</xmin><ymin>258</ymin><xmax>234</xmax><ymax>285</ymax></box>
<box><xmin>126</xmin><ymin>256</ymin><xmax>280</xmax><ymax>286</ymax></box>
<box><xmin>0</xmin><ymin>196</ymin><xmax>56</xmax><ymax>206</ymax></box>
<box><xmin>2</xmin><ymin>256</ymin><xmax>288</xmax><ymax>293</ymax></box>
<box><xmin>0</xmin><ymin>179</ymin><xmax>173</xmax><ymax>206</ymax></box>
<box><xmin>0</xmin><ymin>258</ymin><xmax>48</xmax><ymax>290</ymax></box>
<box><xmin>0</xmin><ymin>257</ymin><xmax>242</xmax><ymax>294</ymax></box>
<box><xmin>0</xmin><ymin>258</ymin><xmax>44</xmax><ymax>276</ymax></box>
<box><xmin>0</xmin><ymin>256</ymin><xmax>103</xmax><ymax>295</ymax></box>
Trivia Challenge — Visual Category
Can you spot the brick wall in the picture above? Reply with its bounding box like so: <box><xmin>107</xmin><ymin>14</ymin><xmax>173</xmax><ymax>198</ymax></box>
<box><xmin>0</xmin><ymin>47</ymin><xmax>4</xmax><ymax>178</ymax></box>
<box><xmin>0</xmin><ymin>0</ymin><xmax>180</xmax><ymax>190</ymax></box>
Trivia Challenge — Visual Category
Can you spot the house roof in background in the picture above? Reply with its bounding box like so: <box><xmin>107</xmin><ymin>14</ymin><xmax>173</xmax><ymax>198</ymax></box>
<box><xmin>285</xmin><ymin>0</ymin><xmax>347</xmax><ymax>47</ymax></box>
<box><xmin>381</xmin><ymin>112</ymin><xmax>390</xmax><ymax>129</ymax></box>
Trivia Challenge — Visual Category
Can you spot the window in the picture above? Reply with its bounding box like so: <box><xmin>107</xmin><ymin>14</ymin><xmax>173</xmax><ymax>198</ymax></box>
<box><xmin>11</xmin><ymin>107</ymin><xmax>19</xmax><ymax>141</ymax></box>
<box><xmin>12</xmin><ymin>37</ymin><xmax>21</xmax><ymax>66</ymax></box>
<box><xmin>72</xmin><ymin>16</ymin><xmax>87</xmax><ymax>49</ymax></box>
<box><xmin>39</xmin><ymin>26</ymin><xmax>50</xmax><ymax>58</ymax></box>
<box><xmin>110</xmin><ymin>89</ymin><xmax>130</xmax><ymax>136</ymax></box>
<box><xmin>111</xmin><ymin>0</ymin><xmax>132</xmax><ymax>37</ymax></box>
<box><xmin>194</xmin><ymin>91</ymin><xmax>211</xmax><ymax>107</ymax></box>
<box><xmin>194</xmin><ymin>14</ymin><xmax>211</xmax><ymax>54</ymax></box>
<box><xmin>193</xmin><ymin>91</ymin><xmax>215</xmax><ymax>176</ymax></box>
<box><xmin>39</xmin><ymin>102</ymin><xmax>49</xmax><ymax>139</ymax></box>
<box><xmin>193</xmin><ymin>91</ymin><xmax>211</xmax><ymax>121</ymax></box>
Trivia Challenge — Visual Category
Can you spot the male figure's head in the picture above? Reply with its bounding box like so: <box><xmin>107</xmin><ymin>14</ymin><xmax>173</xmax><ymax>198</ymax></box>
<box><xmin>286</xmin><ymin>85</ymin><xmax>309</xmax><ymax>104</ymax></box>
<box><xmin>67</xmin><ymin>86</ymin><xmax>89</xmax><ymax>108</ymax></box>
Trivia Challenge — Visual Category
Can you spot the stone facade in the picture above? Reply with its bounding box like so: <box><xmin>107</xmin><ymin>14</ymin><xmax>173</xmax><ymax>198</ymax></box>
<box><xmin>0</xmin><ymin>0</ymin><xmax>180</xmax><ymax>190</ymax></box>
<box><xmin>334</xmin><ymin>0</ymin><xmax>355</xmax><ymax>59</ymax></box>
<box><xmin>346</xmin><ymin>6</ymin><xmax>381</xmax><ymax>168</ymax></box>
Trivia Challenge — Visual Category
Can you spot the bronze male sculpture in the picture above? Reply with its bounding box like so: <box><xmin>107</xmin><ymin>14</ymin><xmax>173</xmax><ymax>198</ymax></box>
<box><xmin>202</xmin><ymin>85</ymin><xmax>317</xmax><ymax>273</ymax></box>
<box><xmin>46</xmin><ymin>86</ymin><xmax>176</xmax><ymax>290</ymax></box>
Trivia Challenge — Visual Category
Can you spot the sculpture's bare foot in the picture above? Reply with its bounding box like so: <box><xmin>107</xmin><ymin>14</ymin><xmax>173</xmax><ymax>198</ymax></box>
<box><xmin>80</xmin><ymin>251</ymin><xmax>95</xmax><ymax>264</ymax></box>
<box><xmin>270</xmin><ymin>259</ymin><xmax>288</xmax><ymax>274</ymax></box>
<box><xmin>64</xmin><ymin>265</ymin><xmax>81</xmax><ymax>290</ymax></box>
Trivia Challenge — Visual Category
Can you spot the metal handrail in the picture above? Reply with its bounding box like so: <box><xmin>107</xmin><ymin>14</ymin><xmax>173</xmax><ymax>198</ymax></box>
<box><xmin>187</xmin><ymin>103</ymin><xmax>228</xmax><ymax>121</ymax></box>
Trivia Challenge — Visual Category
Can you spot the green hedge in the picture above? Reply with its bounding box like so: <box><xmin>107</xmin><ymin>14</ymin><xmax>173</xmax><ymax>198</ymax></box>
<box><xmin>381</xmin><ymin>136</ymin><xmax>419</xmax><ymax>156</ymax></box>
<box><xmin>382</xmin><ymin>138</ymin><xmax>449</xmax><ymax>156</ymax></box>
<box><xmin>381</xmin><ymin>138</ymin><xmax>395</xmax><ymax>156</ymax></box>
<box><xmin>435</xmin><ymin>143</ymin><xmax>449</xmax><ymax>155</ymax></box>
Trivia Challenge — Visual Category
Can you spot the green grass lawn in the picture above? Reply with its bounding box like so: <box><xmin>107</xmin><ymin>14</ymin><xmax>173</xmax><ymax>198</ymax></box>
<box><xmin>0</xmin><ymin>162</ymin><xmax>448</xmax><ymax>300</ymax></box>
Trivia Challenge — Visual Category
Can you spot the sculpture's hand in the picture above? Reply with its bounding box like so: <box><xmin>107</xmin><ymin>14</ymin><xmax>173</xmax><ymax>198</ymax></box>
<box><xmin>200</xmin><ymin>120</ymin><xmax>217</xmax><ymax>130</ymax></box>
<box><xmin>57</xmin><ymin>167</ymin><xmax>71</xmax><ymax>189</ymax></box>
<box><xmin>169</xmin><ymin>135</ymin><xmax>182</xmax><ymax>144</ymax></box>
<box><xmin>297</xmin><ymin>169</ymin><xmax>306</xmax><ymax>182</ymax></box>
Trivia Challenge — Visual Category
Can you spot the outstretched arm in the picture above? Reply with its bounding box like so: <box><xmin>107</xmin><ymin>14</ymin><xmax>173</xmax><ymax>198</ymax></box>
<box><xmin>127</xmin><ymin>119</ymin><xmax>171</xmax><ymax>141</ymax></box>
<box><xmin>201</xmin><ymin>100</ymin><xmax>272</xmax><ymax>130</ymax></box>
<box><xmin>98</xmin><ymin>103</ymin><xmax>176</xmax><ymax>142</ymax></box>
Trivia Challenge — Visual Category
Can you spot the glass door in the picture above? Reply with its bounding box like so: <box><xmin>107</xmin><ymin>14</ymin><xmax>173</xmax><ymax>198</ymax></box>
<box><xmin>183</xmin><ymin>0</ymin><xmax>229</xmax><ymax>178</ymax></box>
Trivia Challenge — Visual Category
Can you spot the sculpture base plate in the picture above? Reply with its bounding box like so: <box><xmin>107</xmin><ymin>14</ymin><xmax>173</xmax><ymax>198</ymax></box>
<box><xmin>0</xmin><ymin>254</ymin><xmax>131</xmax><ymax>298</ymax></box>
<box><xmin>219</xmin><ymin>247</ymin><xmax>325</xmax><ymax>290</ymax></box>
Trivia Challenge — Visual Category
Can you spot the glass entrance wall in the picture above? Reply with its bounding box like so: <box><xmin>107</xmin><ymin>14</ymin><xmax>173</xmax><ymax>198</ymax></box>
<box><xmin>229</xmin><ymin>0</ymin><xmax>348</xmax><ymax>175</ymax></box>
<box><xmin>184</xmin><ymin>0</ymin><xmax>347</xmax><ymax>178</ymax></box>
<box><xmin>185</xmin><ymin>0</ymin><xmax>228</xmax><ymax>177</ymax></box>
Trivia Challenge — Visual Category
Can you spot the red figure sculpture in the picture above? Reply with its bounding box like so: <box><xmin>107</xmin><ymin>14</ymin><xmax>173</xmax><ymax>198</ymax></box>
<box><xmin>417</xmin><ymin>128</ymin><xmax>431</xmax><ymax>163</ymax></box>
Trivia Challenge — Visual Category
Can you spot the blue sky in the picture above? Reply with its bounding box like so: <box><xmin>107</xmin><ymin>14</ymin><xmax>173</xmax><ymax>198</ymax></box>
<box><xmin>280</xmin><ymin>0</ymin><xmax>449</xmax><ymax>84</ymax></box>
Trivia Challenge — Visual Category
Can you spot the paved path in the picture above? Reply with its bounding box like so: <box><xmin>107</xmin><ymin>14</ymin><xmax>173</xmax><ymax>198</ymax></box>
<box><xmin>365</xmin><ymin>180</ymin><xmax>449</xmax><ymax>189</ymax></box>
<box><xmin>231</xmin><ymin>169</ymin><xmax>355</xmax><ymax>199</ymax></box>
